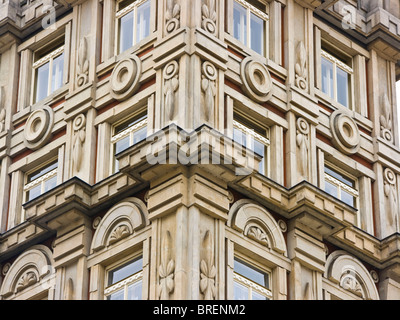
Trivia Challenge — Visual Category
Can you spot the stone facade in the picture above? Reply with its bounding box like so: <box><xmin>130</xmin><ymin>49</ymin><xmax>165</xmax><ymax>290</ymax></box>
<box><xmin>0</xmin><ymin>0</ymin><xmax>399</xmax><ymax>300</ymax></box>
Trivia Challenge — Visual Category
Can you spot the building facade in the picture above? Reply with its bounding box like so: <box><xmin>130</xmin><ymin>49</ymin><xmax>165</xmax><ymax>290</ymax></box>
<box><xmin>0</xmin><ymin>0</ymin><xmax>399</xmax><ymax>300</ymax></box>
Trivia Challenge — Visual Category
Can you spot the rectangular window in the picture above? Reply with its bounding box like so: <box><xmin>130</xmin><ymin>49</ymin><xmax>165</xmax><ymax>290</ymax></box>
<box><xmin>232</xmin><ymin>0</ymin><xmax>268</xmax><ymax>56</ymax></box>
<box><xmin>116</xmin><ymin>0</ymin><xmax>151</xmax><ymax>54</ymax></box>
<box><xmin>105</xmin><ymin>256</ymin><xmax>143</xmax><ymax>300</ymax></box>
<box><xmin>111</xmin><ymin>113</ymin><xmax>147</xmax><ymax>172</ymax></box>
<box><xmin>33</xmin><ymin>46</ymin><xmax>64</xmax><ymax>103</ymax></box>
<box><xmin>233</xmin><ymin>114</ymin><xmax>269</xmax><ymax>176</ymax></box>
<box><xmin>233</xmin><ymin>258</ymin><xmax>272</xmax><ymax>300</ymax></box>
<box><xmin>24</xmin><ymin>161</ymin><xmax>58</xmax><ymax>202</ymax></box>
<box><xmin>321</xmin><ymin>49</ymin><xmax>352</xmax><ymax>108</ymax></box>
<box><xmin>324</xmin><ymin>165</ymin><xmax>358</xmax><ymax>208</ymax></box>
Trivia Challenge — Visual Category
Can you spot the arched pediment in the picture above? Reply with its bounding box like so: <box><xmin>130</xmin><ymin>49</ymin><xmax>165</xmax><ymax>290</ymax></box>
<box><xmin>228</xmin><ymin>200</ymin><xmax>287</xmax><ymax>256</ymax></box>
<box><xmin>0</xmin><ymin>245</ymin><xmax>53</xmax><ymax>298</ymax></box>
<box><xmin>91</xmin><ymin>197</ymin><xmax>149</xmax><ymax>253</ymax></box>
<box><xmin>325</xmin><ymin>251</ymin><xmax>379</xmax><ymax>300</ymax></box>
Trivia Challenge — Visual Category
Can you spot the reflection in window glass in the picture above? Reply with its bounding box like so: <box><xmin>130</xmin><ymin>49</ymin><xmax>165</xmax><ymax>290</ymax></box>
<box><xmin>336</xmin><ymin>67</ymin><xmax>349</xmax><ymax>107</ymax></box>
<box><xmin>321</xmin><ymin>57</ymin><xmax>334</xmax><ymax>99</ymax></box>
<box><xmin>36</xmin><ymin>62</ymin><xmax>50</xmax><ymax>103</ymax></box>
<box><xmin>233</xmin><ymin>1</ymin><xmax>247</xmax><ymax>45</ymax></box>
<box><xmin>250</xmin><ymin>12</ymin><xmax>264</xmax><ymax>55</ymax></box>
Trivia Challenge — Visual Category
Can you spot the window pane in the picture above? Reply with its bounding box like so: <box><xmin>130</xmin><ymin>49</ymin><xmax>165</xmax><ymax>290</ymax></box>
<box><xmin>325</xmin><ymin>167</ymin><xmax>354</xmax><ymax>188</ymax></box>
<box><xmin>51</xmin><ymin>52</ymin><xmax>64</xmax><ymax>93</ymax></box>
<box><xmin>234</xmin><ymin>259</ymin><xmax>268</xmax><ymax>288</ymax></box>
<box><xmin>28</xmin><ymin>161</ymin><xmax>58</xmax><ymax>182</ymax></box>
<box><xmin>115</xmin><ymin>136</ymin><xmax>130</xmax><ymax>154</ymax></box>
<box><xmin>127</xmin><ymin>280</ymin><xmax>142</xmax><ymax>300</ymax></box>
<box><xmin>44</xmin><ymin>175</ymin><xmax>57</xmax><ymax>193</ymax></box>
<box><xmin>321</xmin><ymin>57</ymin><xmax>334</xmax><ymax>99</ymax></box>
<box><xmin>132</xmin><ymin>126</ymin><xmax>147</xmax><ymax>144</ymax></box>
<box><xmin>233</xmin><ymin>2</ymin><xmax>247</xmax><ymax>45</ymax></box>
<box><xmin>119</xmin><ymin>11</ymin><xmax>134</xmax><ymax>53</ymax></box>
<box><xmin>36</xmin><ymin>62</ymin><xmax>50</xmax><ymax>103</ymax></box>
<box><xmin>252</xmin><ymin>291</ymin><xmax>268</xmax><ymax>300</ymax></box>
<box><xmin>233</xmin><ymin>127</ymin><xmax>247</xmax><ymax>148</ymax></box>
<box><xmin>253</xmin><ymin>139</ymin><xmax>265</xmax><ymax>175</ymax></box>
<box><xmin>250</xmin><ymin>13</ymin><xmax>264</xmax><ymax>55</ymax></box>
<box><xmin>341</xmin><ymin>190</ymin><xmax>355</xmax><ymax>207</ymax></box>
<box><xmin>109</xmin><ymin>257</ymin><xmax>143</xmax><ymax>286</ymax></box>
<box><xmin>325</xmin><ymin>180</ymin><xmax>338</xmax><ymax>197</ymax></box>
<box><xmin>234</xmin><ymin>281</ymin><xmax>249</xmax><ymax>300</ymax></box>
<box><xmin>136</xmin><ymin>0</ymin><xmax>151</xmax><ymax>43</ymax></box>
<box><xmin>27</xmin><ymin>185</ymin><xmax>42</xmax><ymax>201</ymax></box>
<box><xmin>107</xmin><ymin>289</ymin><xmax>124</xmax><ymax>300</ymax></box>
<box><xmin>337</xmin><ymin>67</ymin><xmax>349</xmax><ymax>107</ymax></box>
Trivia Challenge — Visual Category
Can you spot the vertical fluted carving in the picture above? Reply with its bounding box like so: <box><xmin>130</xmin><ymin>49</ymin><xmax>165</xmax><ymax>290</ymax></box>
<box><xmin>201</xmin><ymin>0</ymin><xmax>217</xmax><ymax>35</ymax></box>
<box><xmin>201</xmin><ymin>61</ymin><xmax>217</xmax><ymax>122</ymax></box>
<box><xmin>77</xmin><ymin>37</ymin><xmax>89</xmax><ymax>88</ymax></box>
<box><xmin>165</xmin><ymin>0</ymin><xmax>181</xmax><ymax>34</ymax></box>
<box><xmin>295</xmin><ymin>41</ymin><xmax>307</xmax><ymax>91</ymax></box>
<box><xmin>163</xmin><ymin>61</ymin><xmax>179</xmax><ymax>121</ymax></box>
<box><xmin>72</xmin><ymin>114</ymin><xmax>86</xmax><ymax>173</ymax></box>
<box><xmin>158</xmin><ymin>230</ymin><xmax>175</xmax><ymax>300</ymax></box>
<box><xmin>0</xmin><ymin>86</ymin><xmax>5</xmax><ymax>133</ymax></box>
<box><xmin>384</xmin><ymin>168</ymin><xmax>398</xmax><ymax>232</ymax></box>
<box><xmin>200</xmin><ymin>230</ymin><xmax>216</xmax><ymax>300</ymax></box>
<box><xmin>380</xmin><ymin>93</ymin><xmax>393</xmax><ymax>143</ymax></box>
<box><xmin>296</xmin><ymin>117</ymin><xmax>309</xmax><ymax>181</ymax></box>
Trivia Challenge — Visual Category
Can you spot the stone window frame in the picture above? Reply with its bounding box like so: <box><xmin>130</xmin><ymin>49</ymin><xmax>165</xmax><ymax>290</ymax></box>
<box><xmin>16</xmin><ymin>14</ymin><xmax>72</xmax><ymax>114</ymax></box>
<box><xmin>225</xmin><ymin>0</ymin><xmax>270</xmax><ymax>59</ymax></box>
<box><xmin>226</xmin><ymin>200</ymin><xmax>290</xmax><ymax>300</ymax></box>
<box><xmin>314</xmin><ymin>21</ymin><xmax>370</xmax><ymax>118</ymax></box>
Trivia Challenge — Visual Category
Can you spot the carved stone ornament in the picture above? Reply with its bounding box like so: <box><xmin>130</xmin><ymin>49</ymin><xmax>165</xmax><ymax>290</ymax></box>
<box><xmin>200</xmin><ymin>230</ymin><xmax>216</xmax><ymax>300</ymax></box>
<box><xmin>380</xmin><ymin>93</ymin><xmax>394</xmax><ymax>143</ymax></box>
<box><xmin>201</xmin><ymin>0</ymin><xmax>217</xmax><ymax>35</ymax></box>
<box><xmin>15</xmin><ymin>271</ymin><xmax>38</xmax><ymax>293</ymax></box>
<box><xmin>295</xmin><ymin>41</ymin><xmax>308</xmax><ymax>91</ymax></box>
<box><xmin>158</xmin><ymin>230</ymin><xmax>175</xmax><ymax>300</ymax></box>
<box><xmin>163</xmin><ymin>60</ymin><xmax>179</xmax><ymax>121</ymax></box>
<box><xmin>0</xmin><ymin>86</ymin><xmax>5</xmax><ymax>133</ymax></box>
<box><xmin>23</xmin><ymin>106</ymin><xmax>55</xmax><ymax>150</ymax></box>
<box><xmin>245</xmin><ymin>224</ymin><xmax>269</xmax><ymax>247</ymax></box>
<box><xmin>296</xmin><ymin>117</ymin><xmax>309</xmax><ymax>181</ymax></box>
<box><xmin>76</xmin><ymin>37</ymin><xmax>89</xmax><ymax>88</ymax></box>
<box><xmin>384</xmin><ymin>168</ymin><xmax>398</xmax><ymax>230</ymax></box>
<box><xmin>72</xmin><ymin>114</ymin><xmax>86</xmax><ymax>173</ymax></box>
<box><xmin>108</xmin><ymin>224</ymin><xmax>131</xmax><ymax>246</ymax></box>
<box><xmin>329</xmin><ymin>110</ymin><xmax>360</xmax><ymax>155</ymax></box>
<box><xmin>110</xmin><ymin>54</ymin><xmax>142</xmax><ymax>101</ymax></box>
<box><xmin>340</xmin><ymin>271</ymin><xmax>363</xmax><ymax>298</ymax></box>
<box><xmin>201</xmin><ymin>61</ymin><xmax>217</xmax><ymax>122</ymax></box>
<box><xmin>240</xmin><ymin>57</ymin><xmax>273</xmax><ymax>103</ymax></box>
<box><xmin>165</xmin><ymin>0</ymin><xmax>181</xmax><ymax>34</ymax></box>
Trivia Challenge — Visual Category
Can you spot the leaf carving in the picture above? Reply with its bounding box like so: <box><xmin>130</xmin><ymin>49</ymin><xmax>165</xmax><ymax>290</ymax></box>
<box><xmin>159</xmin><ymin>231</ymin><xmax>175</xmax><ymax>300</ymax></box>
<box><xmin>200</xmin><ymin>231</ymin><xmax>216</xmax><ymax>300</ymax></box>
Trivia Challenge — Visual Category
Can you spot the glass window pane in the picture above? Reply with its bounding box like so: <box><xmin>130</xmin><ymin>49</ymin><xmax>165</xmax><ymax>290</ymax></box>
<box><xmin>325</xmin><ymin>180</ymin><xmax>338</xmax><ymax>197</ymax></box>
<box><xmin>36</xmin><ymin>62</ymin><xmax>50</xmax><ymax>103</ymax></box>
<box><xmin>321</xmin><ymin>57</ymin><xmax>334</xmax><ymax>99</ymax></box>
<box><xmin>250</xmin><ymin>13</ymin><xmax>264</xmax><ymax>55</ymax></box>
<box><xmin>234</xmin><ymin>281</ymin><xmax>249</xmax><ymax>300</ymax></box>
<box><xmin>253</xmin><ymin>139</ymin><xmax>265</xmax><ymax>175</ymax></box>
<box><xmin>28</xmin><ymin>161</ymin><xmax>58</xmax><ymax>182</ymax></box>
<box><xmin>109</xmin><ymin>257</ymin><xmax>143</xmax><ymax>286</ymax></box>
<box><xmin>337</xmin><ymin>67</ymin><xmax>349</xmax><ymax>107</ymax></box>
<box><xmin>252</xmin><ymin>291</ymin><xmax>268</xmax><ymax>300</ymax></box>
<box><xmin>27</xmin><ymin>185</ymin><xmax>42</xmax><ymax>201</ymax></box>
<box><xmin>233</xmin><ymin>1</ymin><xmax>247</xmax><ymax>45</ymax></box>
<box><xmin>119</xmin><ymin>11</ymin><xmax>134</xmax><ymax>53</ymax></box>
<box><xmin>107</xmin><ymin>289</ymin><xmax>124</xmax><ymax>300</ymax></box>
<box><xmin>233</xmin><ymin>127</ymin><xmax>246</xmax><ymax>148</ymax></box>
<box><xmin>136</xmin><ymin>0</ymin><xmax>151</xmax><ymax>43</ymax></box>
<box><xmin>115</xmin><ymin>136</ymin><xmax>130</xmax><ymax>154</ymax></box>
<box><xmin>127</xmin><ymin>280</ymin><xmax>142</xmax><ymax>300</ymax></box>
<box><xmin>234</xmin><ymin>259</ymin><xmax>268</xmax><ymax>288</ymax></box>
<box><xmin>325</xmin><ymin>167</ymin><xmax>354</xmax><ymax>187</ymax></box>
<box><xmin>44</xmin><ymin>175</ymin><xmax>57</xmax><ymax>193</ymax></box>
<box><xmin>341</xmin><ymin>190</ymin><xmax>355</xmax><ymax>207</ymax></box>
<box><xmin>51</xmin><ymin>52</ymin><xmax>64</xmax><ymax>93</ymax></box>
<box><xmin>132</xmin><ymin>126</ymin><xmax>147</xmax><ymax>144</ymax></box>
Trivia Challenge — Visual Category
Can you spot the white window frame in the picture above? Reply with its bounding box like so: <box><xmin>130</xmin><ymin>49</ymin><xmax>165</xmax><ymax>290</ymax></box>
<box><xmin>23</xmin><ymin>161</ymin><xmax>58</xmax><ymax>203</ymax></box>
<box><xmin>232</xmin><ymin>0</ymin><xmax>269</xmax><ymax>56</ymax></box>
<box><xmin>110</xmin><ymin>115</ymin><xmax>148</xmax><ymax>173</ymax></box>
<box><xmin>320</xmin><ymin>49</ymin><xmax>353</xmax><ymax>109</ymax></box>
<box><xmin>115</xmin><ymin>0</ymin><xmax>151</xmax><ymax>55</ymax></box>
<box><xmin>233</xmin><ymin>257</ymin><xmax>272</xmax><ymax>300</ymax></box>
<box><xmin>32</xmin><ymin>45</ymin><xmax>65</xmax><ymax>104</ymax></box>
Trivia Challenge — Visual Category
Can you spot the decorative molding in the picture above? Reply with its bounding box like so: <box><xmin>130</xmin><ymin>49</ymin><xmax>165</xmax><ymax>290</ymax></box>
<box><xmin>240</xmin><ymin>57</ymin><xmax>273</xmax><ymax>103</ymax></box>
<box><xmin>158</xmin><ymin>230</ymin><xmax>175</xmax><ymax>300</ymax></box>
<box><xmin>295</xmin><ymin>41</ymin><xmax>308</xmax><ymax>91</ymax></box>
<box><xmin>15</xmin><ymin>271</ymin><xmax>38</xmax><ymax>293</ymax></box>
<box><xmin>72</xmin><ymin>114</ymin><xmax>86</xmax><ymax>173</ymax></box>
<box><xmin>76</xmin><ymin>37</ymin><xmax>89</xmax><ymax>88</ymax></box>
<box><xmin>200</xmin><ymin>230</ymin><xmax>216</xmax><ymax>300</ymax></box>
<box><xmin>23</xmin><ymin>106</ymin><xmax>55</xmax><ymax>150</ymax></box>
<box><xmin>380</xmin><ymin>93</ymin><xmax>393</xmax><ymax>143</ymax></box>
<box><xmin>329</xmin><ymin>110</ymin><xmax>360</xmax><ymax>155</ymax></box>
<box><xmin>165</xmin><ymin>0</ymin><xmax>181</xmax><ymax>34</ymax></box>
<box><xmin>245</xmin><ymin>224</ymin><xmax>269</xmax><ymax>247</ymax></box>
<box><xmin>340</xmin><ymin>271</ymin><xmax>363</xmax><ymax>297</ymax></box>
<box><xmin>296</xmin><ymin>117</ymin><xmax>309</xmax><ymax>181</ymax></box>
<box><xmin>321</xmin><ymin>50</ymin><xmax>353</xmax><ymax>74</ymax></box>
<box><xmin>110</xmin><ymin>54</ymin><xmax>142</xmax><ymax>101</ymax></box>
<box><xmin>383</xmin><ymin>168</ymin><xmax>398</xmax><ymax>232</ymax></box>
<box><xmin>163</xmin><ymin>61</ymin><xmax>179</xmax><ymax>121</ymax></box>
<box><xmin>201</xmin><ymin>61</ymin><xmax>217</xmax><ymax>122</ymax></box>
<box><xmin>201</xmin><ymin>0</ymin><xmax>217</xmax><ymax>35</ymax></box>
<box><xmin>108</xmin><ymin>224</ymin><xmax>131</xmax><ymax>245</ymax></box>
<box><xmin>0</xmin><ymin>86</ymin><xmax>5</xmax><ymax>133</ymax></box>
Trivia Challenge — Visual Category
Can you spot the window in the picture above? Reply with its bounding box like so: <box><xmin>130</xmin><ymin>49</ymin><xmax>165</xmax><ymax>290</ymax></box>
<box><xmin>233</xmin><ymin>258</ymin><xmax>272</xmax><ymax>300</ymax></box>
<box><xmin>324</xmin><ymin>165</ymin><xmax>358</xmax><ymax>208</ymax></box>
<box><xmin>232</xmin><ymin>0</ymin><xmax>268</xmax><ymax>56</ymax></box>
<box><xmin>105</xmin><ymin>256</ymin><xmax>143</xmax><ymax>300</ymax></box>
<box><xmin>320</xmin><ymin>48</ymin><xmax>353</xmax><ymax>108</ymax></box>
<box><xmin>24</xmin><ymin>161</ymin><xmax>58</xmax><ymax>202</ymax></box>
<box><xmin>116</xmin><ymin>0</ymin><xmax>151</xmax><ymax>54</ymax></box>
<box><xmin>233</xmin><ymin>114</ymin><xmax>269</xmax><ymax>175</ymax></box>
<box><xmin>111</xmin><ymin>113</ymin><xmax>147</xmax><ymax>172</ymax></box>
<box><xmin>33</xmin><ymin>45</ymin><xmax>64</xmax><ymax>103</ymax></box>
